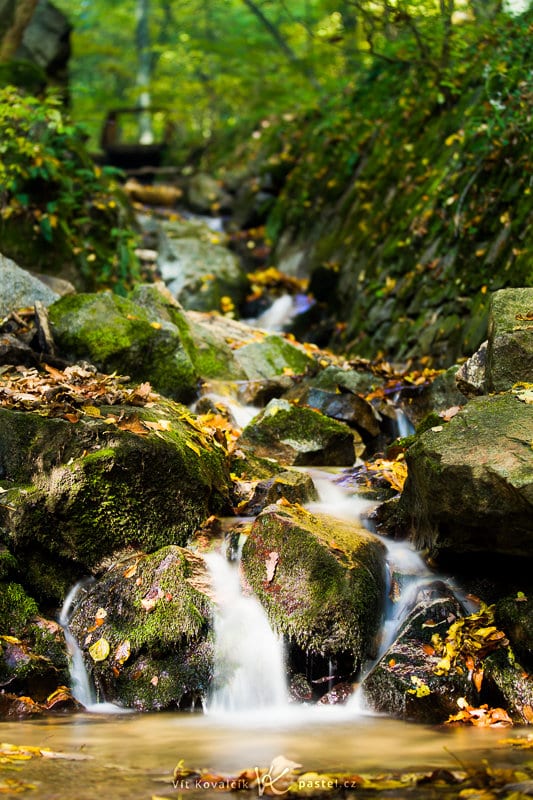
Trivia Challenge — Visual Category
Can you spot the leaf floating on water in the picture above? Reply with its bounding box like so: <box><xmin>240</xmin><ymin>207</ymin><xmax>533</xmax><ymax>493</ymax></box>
<box><xmin>88</xmin><ymin>637</ymin><xmax>110</xmax><ymax>662</ymax></box>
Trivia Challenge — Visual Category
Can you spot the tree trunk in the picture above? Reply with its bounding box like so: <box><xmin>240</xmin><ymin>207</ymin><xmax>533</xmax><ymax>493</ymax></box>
<box><xmin>0</xmin><ymin>0</ymin><xmax>39</xmax><ymax>62</ymax></box>
<box><xmin>136</xmin><ymin>0</ymin><xmax>153</xmax><ymax>144</ymax></box>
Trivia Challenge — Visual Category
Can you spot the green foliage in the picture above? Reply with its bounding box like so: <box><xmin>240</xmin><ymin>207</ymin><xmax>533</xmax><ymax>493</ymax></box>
<box><xmin>217</xmin><ymin>9</ymin><xmax>532</xmax><ymax>364</ymax></box>
<box><xmin>0</xmin><ymin>582</ymin><xmax>38</xmax><ymax>631</ymax></box>
<box><xmin>0</xmin><ymin>87</ymin><xmax>140</xmax><ymax>292</ymax></box>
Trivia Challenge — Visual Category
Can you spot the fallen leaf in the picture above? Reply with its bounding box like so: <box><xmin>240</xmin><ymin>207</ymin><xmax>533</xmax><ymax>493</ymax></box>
<box><xmin>114</xmin><ymin>640</ymin><xmax>131</xmax><ymax>665</ymax></box>
<box><xmin>265</xmin><ymin>551</ymin><xmax>279</xmax><ymax>583</ymax></box>
<box><xmin>88</xmin><ymin>638</ymin><xmax>110</xmax><ymax>662</ymax></box>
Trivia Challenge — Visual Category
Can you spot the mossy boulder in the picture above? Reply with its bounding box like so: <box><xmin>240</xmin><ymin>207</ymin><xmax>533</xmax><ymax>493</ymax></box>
<box><xmin>283</xmin><ymin>384</ymin><xmax>380</xmax><ymax>440</ymax></box>
<box><xmin>186</xmin><ymin>312</ymin><xmax>315</xmax><ymax>383</ymax></box>
<box><xmin>48</xmin><ymin>291</ymin><xmax>198</xmax><ymax>402</ymax></box>
<box><xmin>486</xmin><ymin>288</ymin><xmax>533</xmax><ymax>392</ymax></box>
<box><xmin>362</xmin><ymin>583</ymin><xmax>473</xmax><ymax>723</ymax></box>
<box><xmin>69</xmin><ymin>546</ymin><xmax>213</xmax><ymax>711</ymax></box>
<box><xmin>0</xmin><ymin>580</ymin><xmax>70</xmax><ymax>705</ymax></box>
<box><xmin>0</xmin><ymin>400</ymin><xmax>231</xmax><ymax>603</ymax></box>
<box><xmin>483</xmin><ymin>649</ymin><xmax>533</xmax><ymax>725</ymax></box>
<box><xmin>495</xmin><ymin>595</ymin><xmax>533</xmax><ymax>670</ymax></box>
<box><xmin>233</xmin><ymin>335</ymin><xmax>315</xmax><ymax>381</ymax></box>
<box><xmin>398</xmin><ymin>393</ymin><xmax>533</xmax><ymax>561</ymax></box>
<box><xmin>235</xmin><ymin>470</ymin><xmax>318</xmax><ymax>516</ymax></box>
<box><xmin>237</xmin><ymin>398</ymin><xmax>363</xmax><ymax>467</ymax></box>
<box><xmin>241</xmin><ymin>503</ymin><xmax>386</xmax><ymax>680</ymax></box>
<box><xmin>158</xmin><ymin>219</ymin><xmax>247</xmax><ymax>313</ymax></box>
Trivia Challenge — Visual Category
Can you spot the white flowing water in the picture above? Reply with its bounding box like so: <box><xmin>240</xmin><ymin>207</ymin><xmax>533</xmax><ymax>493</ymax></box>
<box><xmin>59</xmin><ymin>582</ymin><xmax>129</xmax><ymax>714</ymax></box>
<box><xmin>58</xmin><ymin>582</ymin><xmax>96</xmax><ymax>708</ymax></box>
<box><xmin>204</xmin><ymin>549</ymin><xmax>288</xmax><ymax>715</ymax></box>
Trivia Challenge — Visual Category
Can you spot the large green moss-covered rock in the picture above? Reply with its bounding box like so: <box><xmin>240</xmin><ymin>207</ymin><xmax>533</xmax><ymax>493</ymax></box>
<box><xmin>241</xmin><ymin>503</ymin><xmax>386</xmax><ymax>678</ymax></box>
<box><xmin>398</xmin><ymin>393</ymin><xmax>533</xmax><ymax>560</ymax></box>
<box><xmin>486</xmin><ymin>288</ymin><xmax>533</xmax><ymax>392</ymax></box>
<box><xmin>70</xmin><ymin>546</ymin><xmax>213</xmax><ymax>711</ymax></box>
<box><xmin>48</xmin><ymin>292</ymin><xmax>198</xmax><ymax>402</ymax></box>
<box><xmin>237</xmin><ymin>398</ymin><xmax>363</xmax><ymax>467</ymax></box>
<box><xmin>0</xmin><ymin>400</ymin><xmax>231</xmax><ymax>603</ymax></box>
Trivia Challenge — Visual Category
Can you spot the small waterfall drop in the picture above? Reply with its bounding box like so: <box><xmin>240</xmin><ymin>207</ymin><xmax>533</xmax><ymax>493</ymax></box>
<box><xmin>59</xmin><ymin>582</ymin><xmax>129</xmax><ymax>714</ymax></box>
<box><xmin>58</xmin><ymin>582</ymin><xmax>96</xmax><ymax>708</ymax></box>
<box><xmin>204</xmin><ymin>549</ymin><xmax>288</xmax><ymax>714</ymax></box>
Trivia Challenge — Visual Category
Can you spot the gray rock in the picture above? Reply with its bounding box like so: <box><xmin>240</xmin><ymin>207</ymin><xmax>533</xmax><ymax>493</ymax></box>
<box><xmin>242</xmin><ymin>503</ymin><xmax>386</xmax><ymax>680</ymax></box>
<box><xmin>0</xmin><ymin>253</ymin><xmax>59</xmax><ymax>318</ymax></box>
<box><xmin>16</xmin><ymin>0</ymin><xmax>71</xmax><ymax>86</ymax></box>
<box><xmin>186</xmin><ymin>172</ymin><xmax>232</xmax><ymax>214</ymax></box>
<box><xmin>237</xmin><ymin>398</ymin><xmax>363</xmax><ymax>467</ymax></box>
<box><xmin>486</xmin><ymin>288</ymin><xmax>533</xmax><ymax>392</ymax></box>
<box><xmin>69</xmin><ymin>546</ymin><xmax>213</xmax><ymax>711</ymax></box>
<box><xmin>157</xmin><ymin>220</ymin><xmax>247</xmax><ymax>313</ymax></box>
<box><xmin>399</xmin><ymin>393</ymin><xmax>533</xmax><ymax>559</ymax></box>
<box><xmin>362</xmin><ymin>583</ymin><xmax>472</xmax><ymax>723</ymax></box>
<box><xmin>235</xmin><ymin>469</ymin><xmax>318</xmax><ymax>516</ymax></box>
<box><xmin>455</xmin><ymin>342</ymin><xmax>488</xmax><ymax>397</ymax></box>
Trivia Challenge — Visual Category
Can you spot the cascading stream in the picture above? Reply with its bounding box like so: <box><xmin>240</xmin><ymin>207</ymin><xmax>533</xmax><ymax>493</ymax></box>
<box><xmin>59</xmin><ymin>581</ymin><xmax>129</xmax><ymax>714</ymax></box>
<box><xmin>58</xmin><ymin>581</ymin><xmax>96</xmax><ymax>708</ymax></box>
<box><xmin>203</xmin><ymin>548</ymin><xmax>288</xmax><ymax>714</ymax></box>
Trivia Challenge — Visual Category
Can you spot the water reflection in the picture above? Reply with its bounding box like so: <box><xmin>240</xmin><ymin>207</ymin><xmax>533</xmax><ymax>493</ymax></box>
<box><xmin>0</xmin><ymin>711</ymin><xmax>528</xmax><ymax>799</ymax></box>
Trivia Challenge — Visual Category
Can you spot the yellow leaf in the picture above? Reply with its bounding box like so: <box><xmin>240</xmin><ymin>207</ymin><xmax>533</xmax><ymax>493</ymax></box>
<box><xmin>150</xmin><ymin>322</ymin><xmax>162</xmax><ymax>330</ymax></box>
<box><xmin>82</xmin><ymin>405</ymin><xmax>101</xmax><ymax>417</ymax></box>
<box><xmin>185</xmin><ymin>440</ymin><xmax>201</xmax><ymax>456</ymax></box>
<box><xmin>88</xmin><ymin>638</ymin><xmax>110</xmax><ymax>662</ymax></box>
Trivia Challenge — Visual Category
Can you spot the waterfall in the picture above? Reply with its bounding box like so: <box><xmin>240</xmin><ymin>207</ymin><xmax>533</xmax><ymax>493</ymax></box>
<box><xmin>58</xmin><ymin>581</ymin><xmax>96</xmax><ymax>708</ymax></box>
<box><xmin>204</xmin><ymin>549</ymin><xmax>288</xmax><ymax>714</ymax></box>
<box><xmin>59</xmin><ymin>582</ymin><xmax>128</xmax><ymax>714</ymax></box>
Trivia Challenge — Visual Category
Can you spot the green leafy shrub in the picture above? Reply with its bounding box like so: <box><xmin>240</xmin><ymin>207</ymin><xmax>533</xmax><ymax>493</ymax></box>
<box><xmin>0</xmin><ymin>87</ymin><xmax>139</xmax><ymax>293</ymax></box>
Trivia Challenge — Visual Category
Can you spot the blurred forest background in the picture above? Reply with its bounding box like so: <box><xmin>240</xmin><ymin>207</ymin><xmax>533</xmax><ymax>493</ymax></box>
<box><xmin>1</xmin><ymin>0</ymin><xmax>531</xmax><ymax>364</ymax></box>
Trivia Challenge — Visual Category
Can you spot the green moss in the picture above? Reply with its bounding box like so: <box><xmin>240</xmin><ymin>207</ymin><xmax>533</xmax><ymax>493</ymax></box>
<box><xmin>242</xmin><ymin>504</ymin><xmax>386</xmax><ymax>664</ymax></box>
<box><xmin>0</xmin><ymin>582</ymin><xmax>38</xmax><ymax>631</ymax></box>
<box><xmin>0</xmin><ymin>401</ymin><xmax>231</xmax><ymax>603</ymax></box>
<box><xmin>238</xmin><ymin>398</ymin><xmax>359</xmax><ymax>466</ymax></box>
<box><xmin>70</xmin><ymin>546</ymin><xmax>213</xmax><ymax>711</ymax></box>
<box><xmin>48</xmin><ymin>293</ymin><xmax>198</xmax><ymax>402</ymax></box>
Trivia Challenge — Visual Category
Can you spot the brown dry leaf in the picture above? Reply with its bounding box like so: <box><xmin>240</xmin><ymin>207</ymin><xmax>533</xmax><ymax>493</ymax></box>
<box><xmin>117</xmin><ymin>416</ymin><xmax>148</xmax><ymax>435</ymax></box>
<box><xmin>142</xmin><ymin>418</ymin><xmax>172</xmax><ymax>432</ymax></box>
<box><xmin>265</xmin><ymin>551</ymin><xmax>279</xmax><ymax>583</ymax></box>
<box><xmin>141</xmin><ymin>597</ymin><xmax>157</xmax><ymax>612</ymax></box>
<box><xmin>473</xmin><ymin>668</ymin><xmax>484</xmax><ymax>692</ymax></box>
<box><xmin>123</xmin><ymin>561</ymin><xmax>138</xmax><ymax>579</ymax></box>
<box><xmin>439</xmin><ymin>405</ymin><xmax>462</xmax><ymax>421</ymax></box>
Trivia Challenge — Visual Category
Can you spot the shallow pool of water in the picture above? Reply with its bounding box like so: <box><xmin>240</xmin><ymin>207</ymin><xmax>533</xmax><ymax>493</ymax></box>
<box><xmin>0</xmin><ymin>709</ymin><xmax>530</xmax><ymax>799</ymax></box>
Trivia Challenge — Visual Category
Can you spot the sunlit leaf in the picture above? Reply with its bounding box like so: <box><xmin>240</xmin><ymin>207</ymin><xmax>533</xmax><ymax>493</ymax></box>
<box><xmin>88</xmin><ymin>638</ymin><xmax>110</xmax><ymax>662</ymax></box>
